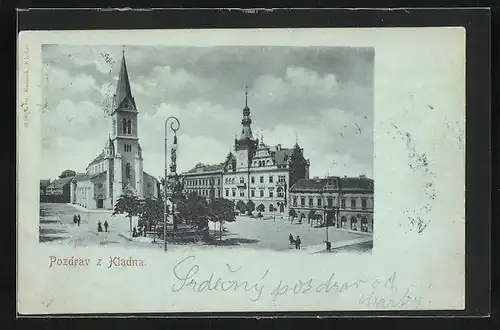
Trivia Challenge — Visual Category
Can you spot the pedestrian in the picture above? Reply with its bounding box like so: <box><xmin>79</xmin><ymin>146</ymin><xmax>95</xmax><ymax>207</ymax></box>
<box><xmin>295</xmin><ymin>236</ymin><xmax>301</xmax><ymax>250</ymax></box>
<box><xmin>97</xmin><ymin>221</ymin><xmax>103</xmax><ymax>232</ymax></box>
<box><xmin>73</xmin><ymin>214</ymin><xmax>78</xmax><ymax>224</ymax></box>
<box><xmin>104</xmin><ymin>220</ymin><xmax>109</xmax><ymax>232</ymax></box>
<box><xmin>77</xmin><ymin>214</ymin><xmax>81</xmax><ymax>226</ymax></box>
<box><xmin>132</xmin><ymin>226</ymin><xmax>137</xmax><ymax>237</ymax></box>
<box><xmin>289</xmin><ymin>233</ymin><xmax>294</xmax><ymax>246</ymax></box>
<box><xmin>326</xmin><ymin>240</ymin><xmax>331</xmax><ymax>251</ymax></box>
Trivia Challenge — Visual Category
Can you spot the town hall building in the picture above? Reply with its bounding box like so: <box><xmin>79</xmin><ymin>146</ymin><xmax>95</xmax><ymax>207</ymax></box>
<box><xmin>182</xmin><ymin>87</ymin><xmax>310</xmax><ymax>215</ymax></box>
<box><xmin>70</xmin><ymin>51</ymin><xmax>159</xmax><ymax>210</ymax></box>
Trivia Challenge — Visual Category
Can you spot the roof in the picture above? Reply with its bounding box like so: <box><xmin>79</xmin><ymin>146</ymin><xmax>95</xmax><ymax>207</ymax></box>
<box><xmin>273</xmin><ymin>148</ymin><xmax>293</xmax><ymax>166</ymax></box>
<box><xmin>88</xmin><ymin>151</ymin><xmax>105</xmax><ymax>167</ymax></box>
<box><xmin>46</xmin><ymin>176</ymin><xmax>74</xmax><ymax>189</ymax></box>
<box><xmin>143</xmin><ymin>171</ymin><xmax>159</xmax><ymax>182</ymax></box>
<box><xmin>40</xmin><ymin>180</ymin><xmax>51</xmax><ymax>188</ymax></box>
<box><xmin>184</xmin><ymin>163</ymin><xmax>225</xmax><ymax>175</ymax></box>
<box><xmin>114</xmin><ymin>53</ymin><xmax>136</xmax><ymax>109</ymax></box>
<box><xmin>290</xmin><ymin>176</ymin><xmax>373</xmax><ymax>193</ymax></box>
<box><xmin>339</xmin><ymin>176</ymin><xmax>374</xmax><ymax>191</ymax></box>
<box><xmin>289</xmin><ymin>178</ymin><xmax>331</xmax><ymax>192</ymax></box>
<box><xmin>72</xmin><ymin>172</ymin><xmax>102</xmax><ymax>182</ymax></box>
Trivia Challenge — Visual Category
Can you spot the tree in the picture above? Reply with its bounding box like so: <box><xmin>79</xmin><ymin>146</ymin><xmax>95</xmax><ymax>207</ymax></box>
<box><xmin>138</xmin><ymin>196</ymin><xmax>165</xmax><ymax>239</ymax></box>
<box><xmin>236</xmin><ymin>200</ymin><xmax>246</xmax><ymax>214</ymax></box>
<box><xmin>246</xmin><ymin>200</ymin><xmax>255</xmax><ymax>216</ymax></box>
<box><xmin>256</xmin><ymin>204</ymin><xmax>265</xmax><ymax>213</ymax></box>
<box><xmin>208</xmin><ymin>198</ymin><xmax>236</xmax><ymax>241</ymax></box>
<box><xmin>59</xmin><ymin>169</ymin><xmax>76</xmax><ymax>178</ymax></box>
<box><xmin>176</xmin><ymin>192</ymin><xmax>209</xmax><ymax>230</ymax></box>
<box><xmin>308</xmin><ymin>209</ymin><xmax>316</xmax><ymax>224</ymax></box>
<box><xmin>112</xmin><ymin>194</ymin><xmax>140</xmax><ymax>235</ymax></box>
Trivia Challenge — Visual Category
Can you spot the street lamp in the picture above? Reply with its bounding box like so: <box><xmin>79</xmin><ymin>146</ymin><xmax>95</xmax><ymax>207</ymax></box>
<box><xmin>164</xmin><ymin>116</ymin><xmax>180</xmax><ymax>252</ymax></box>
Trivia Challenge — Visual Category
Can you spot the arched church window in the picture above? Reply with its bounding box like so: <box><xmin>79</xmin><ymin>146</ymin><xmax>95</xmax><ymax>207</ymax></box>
<box><xmin>122</xmin><ymin>118</ymin><xmax>127</xmax><ymax>134</ymax></box>
<box><xmin>127</xmin><ymin>119</ymin><xmax>132</xmax><ymax>134</ymax></box>
<box><xmin>126</xmin><ymin>163</ymin><xmax>132</xmax><ymax>179</ymax></box>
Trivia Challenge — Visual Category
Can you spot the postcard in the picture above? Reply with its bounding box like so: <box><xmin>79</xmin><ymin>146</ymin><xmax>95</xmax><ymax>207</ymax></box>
<box><xmin>17</xmin><ymin>27</ymin><xmax>465</xmax><ymax>314</ymax></box>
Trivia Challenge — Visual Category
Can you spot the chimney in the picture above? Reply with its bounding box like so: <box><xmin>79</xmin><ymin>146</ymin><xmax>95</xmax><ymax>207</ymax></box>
<box><xmin>277</xmin><ymin>144</ymin><xmax>281</xmax><ymax>151</ymax></box>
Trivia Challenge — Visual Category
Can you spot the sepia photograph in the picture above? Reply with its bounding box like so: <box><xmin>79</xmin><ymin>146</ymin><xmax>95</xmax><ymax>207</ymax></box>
<box><xmin>39</xmin><ymin>45</ymin><xmax>374</xmax><ymax>254</ymax></box>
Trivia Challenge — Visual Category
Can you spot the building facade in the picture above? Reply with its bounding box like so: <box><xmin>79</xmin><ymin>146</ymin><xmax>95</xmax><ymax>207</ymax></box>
<box><xmin>180</xmin><ymin>87</ymin><xmax>310</xmax><ymax>215</ymax></box>
<box><xmin>221</xmin><ymin>87</ymin><xmax>310</xmax><ymax>214</ymax></box>
<box><xmin>70</xmin><ymin>51</ymin><xmax>159</xmax><ymax>210</ymax></box>
<box><xmin>182</xmin><ymin>163</ymin><xmax>224</xmax><ymax>200</ymax></box>
<box><xmin>289</xmin><ymin>175</ymin><xmax>374</xmax><ymax>233</ymax></box>
<box><xmin>44</xmin><ymin>177</ymin><xmax>74</xmax><ymax>203</ymax></box>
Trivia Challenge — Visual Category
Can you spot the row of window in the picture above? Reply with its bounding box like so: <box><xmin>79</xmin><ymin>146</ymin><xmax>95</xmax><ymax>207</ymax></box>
<box><xmin>292</xmin><ymin>196</ymin><xmax>369</xmax><ymax>209</ymax></box>
<box><xmin>185</xmin><ymin>177</ymin><xmax>221</xmax><ymax>187</ymax></box>
<box><xmin>124</xmin><ymin>144</ymin><xmax>132</xmax><ymax>152</ymax></box>
<box><xmin>225</xmin><ymin>175</ymin><xmax>286</xmax><ymax>185</ymax></box>
<box><xmin>186</xmin><ymin>188</ymin><xmax>221</xmax><ymax>197</ymax></box>
<box><xmin>225</xmin><ymin>187</ymin><xmax>284</xmax><ymax>198</ymax></box>
<box><xmin>89</xmin><ymin>163</ymin><xmax>105</xmax><ymax>175</ymax></box>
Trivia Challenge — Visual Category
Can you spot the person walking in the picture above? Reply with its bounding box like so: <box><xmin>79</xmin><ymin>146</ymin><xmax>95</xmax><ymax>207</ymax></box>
<box><xmin>97</xmin><ymin>221</ymin><xmax>103</xmax><ymax>232</ymax></box>
<box><xmin>132</xmin><ymin>226</ymin><xmax>137</xmax><ymax>237</ymax></box>
<box><xmin>295</xmin><ymin>236</ymin><xmax>301</xmax><ymax>250</ymax></box>
<box><xmin>73</xmin><ymin>214</ymin><xmax>78</xmax><ymax>224</ymax></box>
<box><xmin>77</xmin><ymin>214</ymin><xmax>81</xmax><ymax>226</ymax></box>
<box><xmin>104</xmin><ymin>220</ymin><xmax>109</xmax><ymax>232</ymax></box>
<box><xmin>289</xmin><ymin>233</ymin><xmax>294</xmax><ymax>247</ymax></box>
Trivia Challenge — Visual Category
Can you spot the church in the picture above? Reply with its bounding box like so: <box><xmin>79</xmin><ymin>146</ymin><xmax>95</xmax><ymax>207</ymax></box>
<box><xmin>70</xmin><ymin>51</ymin><xmax>159</xmax><ymax>210</ymax></box>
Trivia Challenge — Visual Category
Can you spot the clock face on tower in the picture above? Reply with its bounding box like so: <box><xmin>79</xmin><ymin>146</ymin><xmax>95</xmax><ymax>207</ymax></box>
<box><xmin>237</xmin><ymin>152</ymin><xmax>245</xmax><ymax>167</ymax></box>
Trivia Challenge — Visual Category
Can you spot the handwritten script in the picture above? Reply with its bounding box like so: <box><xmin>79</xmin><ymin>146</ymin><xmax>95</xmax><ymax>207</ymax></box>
<box><xmin>171</xmin><ymin>256</ymin><xmax>424</xmax><ymax>309</ymax></box>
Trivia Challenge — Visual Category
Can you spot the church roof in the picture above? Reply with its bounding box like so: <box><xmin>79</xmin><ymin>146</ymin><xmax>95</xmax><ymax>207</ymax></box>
<box><xmin>46</xmin><ymin>176</ymin><xmax>74</xmax><ymax>189</ymax></box>
<box><xmin>88</xmin><ymin>151</ymin><xmax>105</xmax><ymax>167</ymax></box>
<box><xmin>114</xmin><ymin>52</ymin><xmax>136</xmax><ymax>109</ymax></box>
<box><xmin>72</xmin><ymin>172</ymin><xmax>102</xmax><ymax>182</ymax></box>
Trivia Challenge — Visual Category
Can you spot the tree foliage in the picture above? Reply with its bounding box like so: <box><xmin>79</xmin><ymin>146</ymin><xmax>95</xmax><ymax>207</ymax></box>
<box><xmin>176</xmin><ymin>192</ymin><xmax>209</xmax><ymax>230</ymax></box>
<box><xmin>256</xmin><ymin>203</ymin><xmax>265</xmax><ymax>213</ymax></box>
<box><xmin>59</xmin><ymin>169</ymin><xmax>76</xmax><ymax>178</ymax></box>
<box><xmin>236</xmin><ymin>200</ymin><xmax>246</xmax><ymax>214</ymax></box>
<box><xmin>207</xmin><ymin>198</ymin><xmax>236</xmax><ymax>241</ymax></box>
<box><xmin>246</xmin><ymin>200</ymin><xmax>255</xmax><ymax>215</ymax></box>
<box><xmin>112</xmin><ymin>194</ymin><xmax>141</xmax><ymax>232</ymax></box>
<box><xmin>138</xmin><ymin>196</ymin><xmax>166</xmax><ymax>232</ymax></box>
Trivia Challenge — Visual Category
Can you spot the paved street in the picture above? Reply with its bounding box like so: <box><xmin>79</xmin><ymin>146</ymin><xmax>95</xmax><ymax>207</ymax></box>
<box><xmin>215</xmin><ymin>214</ymin><xmax>370</xmax><ymax>251</ymax></box>
<box><xmin>39</xmin><ymin>203</ymin><xmax>138</xmax><ymax>247</ymax></box>
<box><xmin>40</xmin><ymin>203</ymin><xmax>371</xmax><ymax>252</ymax></box>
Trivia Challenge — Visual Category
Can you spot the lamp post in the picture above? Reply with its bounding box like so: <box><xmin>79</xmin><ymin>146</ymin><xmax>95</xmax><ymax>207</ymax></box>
<box><xmin>164</xmin><ymin>116</ymin><xmax>180</xmax><ymax>252</ymax></box>
<box><xmin>324</xmin><ymin>205</ymin><xmax>329</xmax><ymax>243</ymax></box>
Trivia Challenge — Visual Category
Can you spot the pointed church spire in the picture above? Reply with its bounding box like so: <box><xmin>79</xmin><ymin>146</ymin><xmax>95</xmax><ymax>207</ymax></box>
<box><xmin>114</xmin><ymin>47</ymin><xmax>135</xmax><ymax>110</ymax></box>
<box><xmin>245</xmin><ymin>85</ymin><xmax>248</xmax><ymax>107</ymax></box>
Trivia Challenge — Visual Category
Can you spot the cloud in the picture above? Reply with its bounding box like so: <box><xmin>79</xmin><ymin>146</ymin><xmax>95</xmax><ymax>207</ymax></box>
<box><xmin>40</xmin><ymin>46</ymin><xmax>374</xmax><ymax>181</ymax></box>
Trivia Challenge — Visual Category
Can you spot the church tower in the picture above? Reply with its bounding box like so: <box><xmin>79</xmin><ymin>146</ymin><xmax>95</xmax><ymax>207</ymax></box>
<box><xmin>234</xmin><ymin>86</ymin><xmax>258</xmax><ymax>170</ymax></box>
<box><xmin>110</xmin><ymin>49</ymin><xmax>143</xmax><ymax>198</ymax></box>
